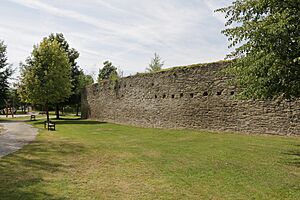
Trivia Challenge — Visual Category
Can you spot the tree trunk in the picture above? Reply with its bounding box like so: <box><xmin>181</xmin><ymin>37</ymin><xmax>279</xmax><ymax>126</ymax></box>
<box><xmin>45</xmin><ymin>103</ymin><xmax>49</xmax><ymax>122</ymax></box>
<box><xmin>10</xmin><ymin>106</ymin><xmax>14</xmax><ymax>118</ymax></box>
<box><xmin>5</xmin><ymin>104</ymin><xmax>8</xmax><ymax>118</ymax></box>
<box><xmin>55</xmin><ymin>104</ymin><xmax>60</xmax><ymax>119</ymax></box>
<box><xmin>76</xmin><ymin>104</ymin><xmax>79</xmax><ymax>116</ymax></box>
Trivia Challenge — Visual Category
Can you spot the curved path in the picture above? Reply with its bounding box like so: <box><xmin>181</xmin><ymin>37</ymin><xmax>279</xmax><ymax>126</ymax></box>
<box><xmin>0</xmin><ymin>121</ymin><xmax>38</xmax><ymax>158</ymax></box>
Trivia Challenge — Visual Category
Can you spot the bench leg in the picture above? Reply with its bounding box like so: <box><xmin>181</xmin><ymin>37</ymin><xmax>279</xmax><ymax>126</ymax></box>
<box><xmin>48</xmin><ymin>125</ymin><xmax>55</xmax><ymax>131</ymax></box>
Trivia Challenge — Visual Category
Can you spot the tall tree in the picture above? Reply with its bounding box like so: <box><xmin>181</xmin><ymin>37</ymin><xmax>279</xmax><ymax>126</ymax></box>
<box><xmin>19</xmin><ymin>38</ymin><xmax>72</xmax><ymax>121</ymax></box>
<box><xmin>0</xmin><ymin>40</ymin><xmax>12</xmax><ymax>108</ymax></box>
<box><xmin>216</xmin><ymin>0</ymin><xmax>300</xmax><ymax>100</ymax></box>
<box><xmin>48</xmin><ymin>33</ymin><xmax>80</xmax><ymax>118</ymax></box>
<box><xmin>98</xmin><ymin>61</ymin><xmax>118</xmax><ymax>82</ymax></box>
<box><xmin>146</xmin><ymin>53</ymin><xmax>164</xmax><ymax>73</ymax></box>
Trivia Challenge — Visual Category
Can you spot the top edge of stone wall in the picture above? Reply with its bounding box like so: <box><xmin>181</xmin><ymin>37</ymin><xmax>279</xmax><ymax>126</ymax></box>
<box><xmin>89</xmin><ymin>60</ymin><xmax>231</xmax><ymax>88</ymax></box>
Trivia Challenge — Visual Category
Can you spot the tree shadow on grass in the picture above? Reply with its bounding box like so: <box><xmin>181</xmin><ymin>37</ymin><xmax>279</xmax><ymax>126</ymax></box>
<box><xmin>56</xmin><ymin>119</ymin><xmax>107</xmax><ymax>125</ymax></box>
<box><xmin>282</xmin><ymin>144</ymin><xmax>300</xmax><ymax>168</ymax></box>
<box><xmin>0</xmin><ymin>119</ymin><xmax>33</xmax><ymax>123</ymax></box>
<box><xmin>33</xmin><ymin>118</ymin><xmax>106</xmax><ymax>126</ymax></box>
<box><xmin>0</xmin><ymin>139</ymin><xmax>85</xmax><ymax>200</ymax></box>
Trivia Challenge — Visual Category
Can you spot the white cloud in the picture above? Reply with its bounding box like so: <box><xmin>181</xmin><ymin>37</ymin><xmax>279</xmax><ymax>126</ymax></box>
<box><xmin>203</xmin><ymin>0</ymin><xmax>230</xmax><ymax>24</ymax></box>
<box><xmin>2</xmin><ymin>0</ymin><xmax>231</xmax><ymax>77</ymax></box>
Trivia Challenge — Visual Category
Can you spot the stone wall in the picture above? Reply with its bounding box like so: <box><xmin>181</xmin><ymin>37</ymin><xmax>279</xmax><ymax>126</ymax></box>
<box><xmin>81</xmin><ymin>61</ymin><xmax>300</xmax><ymax>136</ymax></box>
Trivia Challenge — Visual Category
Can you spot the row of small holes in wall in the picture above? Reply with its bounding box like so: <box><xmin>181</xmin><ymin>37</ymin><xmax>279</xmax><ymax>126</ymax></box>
<box><xmin>115</xmin><ymin>79</ymin><xmax>209</xmax><ymax>90</ymax></box>
<box><xmin>117</xmin><ymin>82</ymin><xmax>155</xmax><ymax>89</ymax></box>
<box><xmin>114</xmin><ymin>84</ymin><xmax>134</xmax><ymax>90</ymax></box>
<box><xmin>154</xmin><ymin>91</ymin><xmax>235</xmax><ymax>99</ymax></box>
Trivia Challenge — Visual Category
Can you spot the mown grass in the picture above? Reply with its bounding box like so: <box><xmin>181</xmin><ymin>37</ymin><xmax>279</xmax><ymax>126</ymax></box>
<box><xmin>0</xmin><ymin>117</ymin><xmax>299</xmax><ymax>199</ymax></box>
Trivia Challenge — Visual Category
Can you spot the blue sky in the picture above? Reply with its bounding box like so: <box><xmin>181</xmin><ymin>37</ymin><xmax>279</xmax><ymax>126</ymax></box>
<box><xmin>0</xmin><ymin>0</ymin><xmax>232</xmax><ymax>79</ymax></box>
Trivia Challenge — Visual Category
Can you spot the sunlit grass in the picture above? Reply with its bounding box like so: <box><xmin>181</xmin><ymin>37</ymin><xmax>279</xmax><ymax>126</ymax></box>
<box><xmin>0</xmin><ymin>117</ymin><xmax>299</xmax><ymax>199</ymax></box>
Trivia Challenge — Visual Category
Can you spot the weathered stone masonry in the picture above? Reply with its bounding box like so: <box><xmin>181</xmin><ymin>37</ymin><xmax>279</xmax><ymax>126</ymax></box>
<box><xmin>82</xmin><ymin>61</ymin><xmax>300</xmax><ymax>136</ymax></box>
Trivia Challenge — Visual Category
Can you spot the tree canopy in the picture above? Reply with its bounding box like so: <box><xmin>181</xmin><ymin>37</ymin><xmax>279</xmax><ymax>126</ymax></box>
<box><xmin>78</xmin><ymin>71</ymin><xmax>94</xmax><ymax>89</ymax></box>
<box><xmin>98</xmin><ymin>61</ymin><xmax>118</xmax><ymax>82</ymax></box>
<box><xmin>48</xmin><ymin>33</ymin><xmax>84</xmax><ymax>118</ymax></box>
<box><xmin>0</xmin><ymin>40</ymin><xmax>12</xmax><ymax>108</ymax></box>
<box><xmin>48</xmin><ymin>33</ymin><xmax>81</xmax><ymax>104</ymax></box>
<box><xmin>216</xmin><ymin>0</ymin><xmax>300</xmax><ymax>100</ymax></box>
<box><xmin>48</xmin><ymin>33</ymin><xmax>79</xmax><ymax>67</ymax></box>
<box><xmin>146</xmin><ymin>53</ymin><xmax>164</xmax><ymax>73</ymax></box>
<box><xmin>19</xmin><ymin>38</ymin><xmax>72</xmax><ymax>121</ymax></box>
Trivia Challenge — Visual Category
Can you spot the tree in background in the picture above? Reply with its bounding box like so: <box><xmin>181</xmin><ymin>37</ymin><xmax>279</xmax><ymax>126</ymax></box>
<box><xmin>48</xmin><ymin>33</ymin><xmax>80</xmax><ymax>119</ymax></box>
<box><xmin>0</xmin><ymin>40</ymin><xmax>12</xmax><ymax>109</ymax></box>
<box><xmin>74</xmin><ymin>70</ymin><xmax>94</xmax><ymax>115</ymax></box>
<box><xmin>19</xmin><ymin>38</ymin><xmax>72</xmax><ymax>121</ymax></box>
<box><xmin>98</xmin><ymin>61</ymin><xmax>118</xmax><ymax>82</ymax></box>
<box><xmin>217</xmin><ymin>0</ymin><xmax>300</xmax><ymax>100</ymax></box>
<box><xmin>80</xmin><ymin>73</ymin><xmax>94</xmax><ymax>86</ymax></box>
<box><xmin>146</xmin><ymin>53</ymin><xmax>164</xmax><ymax>73</ymax></box>
<box><xmin>16</xmin><ymin>78</ymin><xmax>32</xmax><ymax>113</ymax></box>
<box><xmin>6</xmin><ymin>87</ymin><xmax>22</xmax><ymax>114</ymax></box>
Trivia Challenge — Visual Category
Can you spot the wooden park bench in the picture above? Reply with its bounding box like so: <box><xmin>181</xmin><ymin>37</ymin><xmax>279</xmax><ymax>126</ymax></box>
<box><xmin>44</xmin><ymin>121</ymin><xmax>56</xmax><ymax>131</ymax></box>
<box><xmin>30</xmin><ymin>115</ymin><xmax>36</xmax><ymax>121</ymax></box>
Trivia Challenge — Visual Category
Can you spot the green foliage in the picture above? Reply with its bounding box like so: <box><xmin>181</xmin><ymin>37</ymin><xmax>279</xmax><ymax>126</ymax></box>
<box><xmin>7</xmin><ymin>88</ymin><xmax>21</xmax><ymax>108</ymax></box>
<box><xmin>78</xmin><ymin>70</ymin><xmax>94</xmax><ymax>91</ymax></box>
<box><xmin>16</xmin><ymin>81</ymin><xmax>29</xmax><ymax>104</ymax></box>
<box><xmin>19</xmin><ymin>38</ymin><xmax>72</xmax><ymax>105</ymax></box>
<box><xmin>0</xmin><ymin>40</ymin><xmax>12</xmax><ymax>108</ymax></box>
<box><xmin>48</xmin><ymin>33</ymin><xmax>79</xmax><ymax>69</ymax></box>
<box><xmin>48</xmin><ymin>33</ymin><xmax>81</xmax><ymax>105</ymax></box>
<box><xmin>216</xmin><ymin>0</ymin><xmax>300</xmax><ymax>100</ymax></box>
<box><xmin>98</xmin><ymin>61</ymin><xmax>118</xmax><ymax>82</ymax></box>
<box><xmin>146</xmin><ymin>53</ymin><xmax>164</xmax><ymax>73</ymax></box>
<box><xmin>85</xmin><ymin>75</ymin><xmax>94</xmax><ymax>85</ymax></box>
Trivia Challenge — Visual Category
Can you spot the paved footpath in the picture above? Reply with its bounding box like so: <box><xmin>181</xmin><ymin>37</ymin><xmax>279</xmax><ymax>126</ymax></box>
<box><xmin>0</xmin><ymin>121</ymin><xmax>38</xmax><ymax>158</ymax></box>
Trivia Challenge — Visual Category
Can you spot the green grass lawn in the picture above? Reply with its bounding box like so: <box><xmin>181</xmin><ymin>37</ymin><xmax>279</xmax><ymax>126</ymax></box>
<box><xmin>0</xmin><ymin>118</ymin><xmax>299</xmax><ymax>200</ymax></box>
